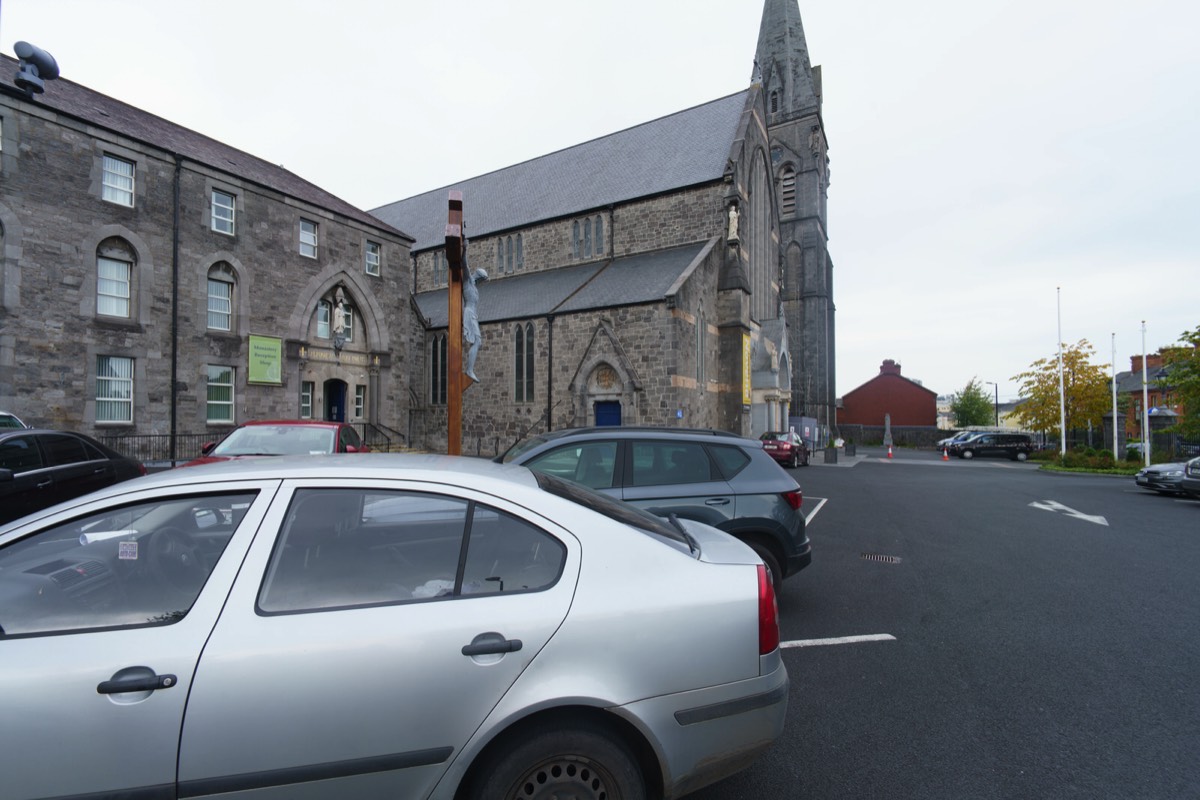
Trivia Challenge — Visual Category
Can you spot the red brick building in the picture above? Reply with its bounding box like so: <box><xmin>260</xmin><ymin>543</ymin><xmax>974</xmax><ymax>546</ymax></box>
<box><xmin>839</xmin><ymin>360</ymin><xmax>937</xmax><ymax>426</ymax></box>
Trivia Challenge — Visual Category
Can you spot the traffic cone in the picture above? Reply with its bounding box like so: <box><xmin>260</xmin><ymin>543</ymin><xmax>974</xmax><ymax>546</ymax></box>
<box><xmin>887</xmin><ymin>445</ymin><xmax>893</xmax><ymax>459</ymax></box>
<box><xmin>942</xmin><ymin>448</ymin><xmax>949</xmax><ymax>461</ymax></box>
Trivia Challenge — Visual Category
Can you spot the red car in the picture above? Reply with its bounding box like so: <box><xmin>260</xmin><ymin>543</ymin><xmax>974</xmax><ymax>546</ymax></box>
<box><xmin>759</xmin><ymin>431</ymin><xmax>809</xmax><ymax>468</ymax></box>
<box><xmin>182</xmin><ymin>420</ymin><xmax>369</xmax><ymax>467</ymax></box>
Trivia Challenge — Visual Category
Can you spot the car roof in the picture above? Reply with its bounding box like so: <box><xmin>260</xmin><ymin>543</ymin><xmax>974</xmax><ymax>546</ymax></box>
<box><xmin>236</xmin><ymin>420</ymin><xmax>344</xmax><ymax>428</ymax></box>
<box><xmin>100</xmin><ymin>453</ymin><xmax>542</xmax><ymax>494</ymax></box>
<box><xmin>517</xmin><ymin>426</ymin><xmax>757</xmax><ymax>444</ymax></box>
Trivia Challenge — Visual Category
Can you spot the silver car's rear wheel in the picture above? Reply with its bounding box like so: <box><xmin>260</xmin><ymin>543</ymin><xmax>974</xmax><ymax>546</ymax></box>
<box><xmin>961</xmin><ymin>449</ymin><xmax>974</xmax><ymax>459</ymax></box>
<box><xmin>468</xmin><ymin>721</ymin><xmax>645</xmax><ymax>800</ymax></box>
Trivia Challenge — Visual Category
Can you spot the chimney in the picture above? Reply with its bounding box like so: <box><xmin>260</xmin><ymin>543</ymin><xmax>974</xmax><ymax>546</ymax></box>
<box><xmin>879</xmin><ymin>359</ymin><xmax>901</xmax><ymax>376</ymax></box>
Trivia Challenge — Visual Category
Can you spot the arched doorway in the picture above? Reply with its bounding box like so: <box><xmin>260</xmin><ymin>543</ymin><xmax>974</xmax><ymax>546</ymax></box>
<box><xmin>323</xmin><ymin>379</ymin><xmax>348</xmax><ymax>422</ymax></box>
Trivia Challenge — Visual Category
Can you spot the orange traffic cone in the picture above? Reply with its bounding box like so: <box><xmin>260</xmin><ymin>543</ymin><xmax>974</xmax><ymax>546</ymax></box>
<box><xmin>942</xmin><ymin>448</ymin><xmax>949</xmax><ymax>461</ymax></box>
<box><xmin>887</xmin><ymin>445</ymin><xmax>893</xmax><ymax>459</ymax></box>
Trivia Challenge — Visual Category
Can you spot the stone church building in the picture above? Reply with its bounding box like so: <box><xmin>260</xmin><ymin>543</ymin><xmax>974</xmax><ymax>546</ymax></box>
<box><xmin>375</xmin><ymin>0</ymin><xmax>836</xmax><ymax>453</ymax></box>
<box><xmin>0</xmin><ymin>0</ymin><xmax>835</xmax><ymax>459</ymax></box>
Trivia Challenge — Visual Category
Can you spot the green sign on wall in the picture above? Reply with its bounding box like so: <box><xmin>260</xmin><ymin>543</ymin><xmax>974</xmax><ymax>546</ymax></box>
<box><xmin>248</xmin><ymin>335</ymin><xmax>282</xmax><ymax>385</ymax></box>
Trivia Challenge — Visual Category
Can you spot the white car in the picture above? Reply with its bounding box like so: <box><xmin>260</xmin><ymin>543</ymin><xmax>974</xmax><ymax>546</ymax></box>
<box><xmin>0</xmin><ymin>410</ymin><xmax>28</xmax><ymax>429</ymax></box>
<box><xmin>0</xmin><ymin>454</ymin><xmax>787</xmax><ymax>800</ymax></box>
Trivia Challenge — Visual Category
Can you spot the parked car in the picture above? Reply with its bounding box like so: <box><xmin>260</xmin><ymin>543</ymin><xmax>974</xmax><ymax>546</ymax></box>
<box><xmin>498</xmin><ymin>426</ymin><xmax>810</xmax><ymax>584</ymax></box>
<box><xmin>0</xmin><ymin>454</ymin><xmax>787</xmax><ymax>800</ymax></box>
<box><xmin>949</xmin><ymin>432</ymin><xmax>1034</xmax><ymax>461</ymax></box>
<box><xmin>1134</xmin><ymin>462</ymin><xmax>1189</xmax><ymax>495</ymax></box>
<box><xmin>760</xmin><ymin>430</ymin><xmax>809</xmax><ymax>468</ymax></box>
<box><xmin>936</xmin><ymin>430</ymin><xmax>977</xmax><ymax>451</ymax></box>
<box><xmin>0</xmin><ymin>410</ymin><xmax>28</xmax><ymax>429</ymax></box>
<box><xmin>182</xmin><ymin>420</ymin><xmax>369</xmax><ymax>466</ymax></box>
<box><xmin>1181</xmin><ymin>456</ymin><xmax>1200</xmax><ymax>499</ymax></box>
<box><xmin>0</xmin><ymin>428</ymin><xmax>146</xmax><ymax>525</ymax></box>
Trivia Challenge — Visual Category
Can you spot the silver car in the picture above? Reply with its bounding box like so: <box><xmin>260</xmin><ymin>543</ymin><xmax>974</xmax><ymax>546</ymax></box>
<box><xmin>0</xmin><ymin>454</ymin><xmax>787</xmax><ymax>800</ymax></box>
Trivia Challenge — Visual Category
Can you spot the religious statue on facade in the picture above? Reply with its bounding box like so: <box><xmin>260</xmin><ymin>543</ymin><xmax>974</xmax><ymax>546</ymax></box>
<box><xmin>332</xmin><ymin>286</ymin><xmax>348</xmax><ymax>353</ymax></box>
<box><xmin>727</xmin><ymin>203</ymin><xmax>740</xmax><ymax>242</ymax></box>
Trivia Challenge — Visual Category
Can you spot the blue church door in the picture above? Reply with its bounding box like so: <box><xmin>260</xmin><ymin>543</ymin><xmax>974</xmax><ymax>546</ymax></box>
<box><xmin>594</xmin><ymin>401</ymin><xmax>621</xmax><ymax>427</ymax></box>
<box><xmin>324</xmin><ymin>379</ymin><xmax>347</xmax><ymax>422</ymax></box>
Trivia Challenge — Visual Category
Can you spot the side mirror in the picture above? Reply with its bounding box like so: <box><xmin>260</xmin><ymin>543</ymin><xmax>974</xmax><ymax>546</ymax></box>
<box><xmin>200</xmin><ymin>442</ymin><xmax>217</xmax><ymax>455</ymax></box>
<box><xmin>0</xmin><ymin>467</ymin><xmax>13</xmax><ymax>483</ymax></box>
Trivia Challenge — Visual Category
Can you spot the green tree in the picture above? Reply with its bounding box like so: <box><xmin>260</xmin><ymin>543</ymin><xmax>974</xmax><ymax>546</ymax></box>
<box><xmin>1010</xmin><ymin>339</ymin><xmax>1110</xmax><ymax>436</ymax></box>
<box><xmin>950</xmin><ymin>377</ymin><xmax>995</xmax><ymax>427</ymax></box>
<box><xmin>1163</xmin><ymin>324</ymin><xmax>1200</xmax><ymax>439</ymax></box>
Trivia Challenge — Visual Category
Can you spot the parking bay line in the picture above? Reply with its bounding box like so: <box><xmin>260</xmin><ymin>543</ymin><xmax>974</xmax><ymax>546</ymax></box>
<box><xmin>781</xmin><ymin>634</ymin><xmax>897</xmax><ymax>649</ymax></box>
<box><xmin>804</xmin><ymin>496</ymin><xmax>828</xmax><ymax>527</ymax></box>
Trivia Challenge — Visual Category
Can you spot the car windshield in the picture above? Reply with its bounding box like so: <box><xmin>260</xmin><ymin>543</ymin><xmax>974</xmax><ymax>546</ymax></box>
<box><xmin>760</xmin><ymin>432</ymin><xmax>788</xmax><ymax>441</ymax></box>
<box><xmin>0</xmin><ymin>414</ymin><xmax>25</xmax><ymax>430</ymax></box>
<box><xmin>498</xmin><ymin>434</ymin><xmax>555</xmax><ymax>464</ymax></box>
<box><xmin>211</xmin><ymin>425</ymin><xmax>335</xmax><ymax>456</ymax></box>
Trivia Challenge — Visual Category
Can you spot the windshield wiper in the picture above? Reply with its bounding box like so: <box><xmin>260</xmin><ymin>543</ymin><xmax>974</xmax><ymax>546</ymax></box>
<box><xmin>667</xmin><ymin>513</ymin><xmax>698</xmax><ymax>555</ymax></box>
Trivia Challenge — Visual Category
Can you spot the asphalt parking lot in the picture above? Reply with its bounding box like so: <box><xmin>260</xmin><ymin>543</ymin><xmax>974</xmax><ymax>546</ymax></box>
<box><xmin>687</xmin><ymin>447</ymin><xmax>1200</xmax><ymax>798</ymax></box>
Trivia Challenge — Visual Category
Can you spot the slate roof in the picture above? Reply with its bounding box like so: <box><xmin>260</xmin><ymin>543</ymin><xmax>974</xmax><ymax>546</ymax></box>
<box><xmin>415</xmin><ymin>242</ymin><xmax>710</xmax><ymax>328</ymax></box>
<box><xmin>0</xmin><ymin>54</ymin><xmax>406</xmax><ymax>239</ymax></box>
<box><xmin>371</xmin><ymin>91</ymin><xmax>751</xmax><ymax>251</ymax></box>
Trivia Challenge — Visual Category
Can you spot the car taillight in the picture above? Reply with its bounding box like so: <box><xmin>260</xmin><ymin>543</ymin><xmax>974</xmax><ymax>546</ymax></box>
<box><xmin>758</xmin><ymin>564</ymin><xmax>780</xmax><ymax>654</ymax></box>
<box><xmin>137</xmin><ymin>463</ymin><xmax>148</xmax><ymax>476</ymax></box>
<box><xmin>781</xmin><ymin>489</ymin><xmax>802</xmax><ymax>510</ymax></box>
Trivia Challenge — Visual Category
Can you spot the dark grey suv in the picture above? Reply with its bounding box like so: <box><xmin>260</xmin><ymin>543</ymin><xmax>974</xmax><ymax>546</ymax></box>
<box><xmin>949</xmin><ymin>432</ymin><xmax>1034</xmax><ymax>461</ymax></box>
<box><xmin>498</xmin><ymin>427</ymin><xmax>810</xmax><ymax>584</ymax></box>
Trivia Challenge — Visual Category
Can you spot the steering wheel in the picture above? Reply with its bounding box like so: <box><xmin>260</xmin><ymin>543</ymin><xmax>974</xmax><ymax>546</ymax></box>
<box><xmin>149</xmin><ymin>527</ymin><xmax>208</xmax><ymax>594</ymax></box>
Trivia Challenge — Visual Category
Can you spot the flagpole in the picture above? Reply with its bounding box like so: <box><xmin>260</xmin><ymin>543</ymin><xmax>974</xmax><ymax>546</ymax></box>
<box><xmin>1111</xmin><ymin>332</ymin><xmax>1118</xmax><ymax>461</ymax></box>
<box><xmin>1141</xmin><ymin>321</ymin><xmax>1150</xmax><ymax>467</ymax></box>
<box><xmin>1057</xmin><ymin>287</ymin><xmax>1066</xmax><ymax>458</ymax></box>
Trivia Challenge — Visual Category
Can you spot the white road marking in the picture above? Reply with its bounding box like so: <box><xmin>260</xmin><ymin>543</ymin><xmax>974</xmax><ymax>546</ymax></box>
<box><xmin>1028</xmin><ymin>500</ymin><xmax>1109</xmax><ymax>526</ymax></box>
<box><xmin>781</xmin><ymin>634</ymin><xmax>896</xmax><ymax>649</ymax></box>
<box><xmin>804</xmin><ymin>496</ymin><xmax>828</xmax><ymax>526</ymax></box>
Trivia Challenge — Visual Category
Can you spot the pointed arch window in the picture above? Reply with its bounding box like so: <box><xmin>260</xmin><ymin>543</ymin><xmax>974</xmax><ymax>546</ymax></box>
<box><xmin>506</xmin><ymin>236</ymin><xmax>514</xmax><ymax>273</ymax></box>
<box><xmin>514</xmin><ymin>323</ymin><xmax>535</xmax><ymax>403</ymax></box>
<box><xmin>770</xmin><ymin>91</ymin><xmax>779</xmax><ymax>114</ymax></box>
<box><xmin>780</xmin><ymin>166</ymin><xmax>797</xmax><ymax>217</ymax></box>
<box><xmin>516</xmin><ymin>234</ymin><xmax>524</xmax><ymax>270</ymax></box>
<box><xmin>431</xmin><ymin>334</ymin><xmax>448</xmax><ymax>405</ymax></box>
<box><xmin>594</xmin><ymin>216</ymin><xmax>604</xmax><ymax>257</ymax></box>
<box><xmin>572</xmin><ymin>221</ymin><xmax>580</xmax><ymax>259</ymax></box>
<box><xmin>584</xmin><ymin>218</ymin><xmax>593</xmax><ymax>258</ymax></box>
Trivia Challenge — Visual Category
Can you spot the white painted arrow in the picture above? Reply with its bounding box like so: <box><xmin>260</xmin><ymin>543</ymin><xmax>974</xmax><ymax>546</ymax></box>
<box><xmin>1028</xmin><ymin>500</ymin><xmax>1109</xmax><ymax>526</ymax></box>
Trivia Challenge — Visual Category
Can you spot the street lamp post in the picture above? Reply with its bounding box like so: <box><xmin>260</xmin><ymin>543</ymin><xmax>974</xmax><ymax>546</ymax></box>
<box><xmin>985</xmin><ymin>381</ymin><xmax>999</xmax><ymax>426</ymax></box>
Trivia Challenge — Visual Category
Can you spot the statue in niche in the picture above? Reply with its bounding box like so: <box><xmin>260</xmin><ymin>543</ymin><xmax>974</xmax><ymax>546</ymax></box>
<box><xmin>332</xmin><ymin>286</ymin><xmax>348</xmax><ymax>353</ymax></box>
<box><xmin>727</xmin><ymin>203</ymin><xmax>740</xmax><ymax>242</ymax></box>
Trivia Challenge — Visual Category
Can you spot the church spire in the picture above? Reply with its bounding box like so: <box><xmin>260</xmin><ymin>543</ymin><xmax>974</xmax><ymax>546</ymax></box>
<box><xmin>753</xmin><ymin>0</ymin><xmax>821</xmax><ymax>122</ymax></box>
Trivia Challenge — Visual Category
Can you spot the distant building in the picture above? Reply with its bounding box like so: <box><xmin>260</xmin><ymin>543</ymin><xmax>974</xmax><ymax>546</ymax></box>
<box><xmin>838</xmin><ymin>360</ymin><xmax>937</xmax><ymax>426</ymax></box>
<box><xmin>1112</xmin><ymin>351</ymin><xmax>1191</xmax><ymax>441</ymax></box>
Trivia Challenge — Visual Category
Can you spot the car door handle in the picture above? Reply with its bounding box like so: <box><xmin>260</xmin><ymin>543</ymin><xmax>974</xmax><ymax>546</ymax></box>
<box><xmin>462</xmin><ymin>633</ymin><xmax>523</xmax><ymax>656</ymax></box>
<box><xmin>97</xmin><ymin>672</ymin><xmax>178</xmax><ymax>694</ymax></box>
<box><xmin>704</xmin><ymin>498</ymin><xmax>730</xmax><ymax>506</ymax></box>
<box><xmin>36</xmin><ymin>479</ymin><xmax>53</xmax><ymax>489</ymax></box>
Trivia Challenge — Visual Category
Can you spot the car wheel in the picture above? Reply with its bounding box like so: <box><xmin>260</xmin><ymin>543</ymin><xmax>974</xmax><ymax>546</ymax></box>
<box><xmin>466</xmin><ymin>720</ymin><xmax>645</xmax><ymax>800</ymax></box>
<box><xmin>1015</xmin><ymin>451</ymin><xmax>1028</xmax><ymax>462</ymax></box>
<box><xmin>789</xmin><ymin>451</ymin><xmax>800</xmax><ymax>469</ymax></box>
<box><xmin>749</xmin><ymin>542</ymin><xmax>783</xmax><ymax>590</ymax></box>
<box><xmin>961</xmin><ymin>449</ymin><xmax>974</xmax><ymax>460</ymax></box>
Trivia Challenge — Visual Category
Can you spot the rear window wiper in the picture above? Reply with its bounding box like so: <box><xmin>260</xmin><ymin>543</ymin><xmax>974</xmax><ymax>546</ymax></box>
<box><xmin>667</xmin><ymin>513</ymin><xmax>698</xmax><ymax>555</ymax></box>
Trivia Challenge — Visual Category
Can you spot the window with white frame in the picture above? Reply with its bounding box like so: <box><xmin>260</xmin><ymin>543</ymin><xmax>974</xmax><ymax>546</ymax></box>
<box><xmin>96</xmin><ymin>356</ymin><xmax>133</xmax><ymax>423</ymax></box>
<box><xmin>299</xmin><ymin>219</ymin><xmax>318</xmax><ymax>258</ymax></box>
<box><xmin>211</xmin><ymin>189</ymin><xmax>235</xmax><ymax>234</ymax></box>
<box><xmin>317</xmin><ymin>300</ymin><xmax>331</xmax><ymax>339</ymax></box>
<box><xmin>97</xmin><ymin>256</ymin><xmax>131</xmax><ymax>318</ymax></box>
<box><xmin>355</xmin><ymin>385</ymin><xmax>366</xmax><ymax>417</ymax></box>
<box><xmin>300</xmin><ymin>381</ymin><xmax>315</xmax><ymax>419</ymax></box>
<box><xmin>341</xmin><ymin>305</ymin><xmax>354</xmax><ymax>342</ymax></box>
<box><xmin>365</xmin><ymin>241</ymin><xmax>381</xmax><ymax>276</ymax></box>
<box><xmin>206</xmin><ymin>365</ymin><xmax>235</xmax><ymax>423</ymax></box>
<box><xmin>102</xmin><ymin>155</ymin><xmax>134</xmax><ymax>206</ymax></box>
<box><xmin>207</xmin><ymin>271</ymin><xmax>233</xmax><ymax>331</ymax></box>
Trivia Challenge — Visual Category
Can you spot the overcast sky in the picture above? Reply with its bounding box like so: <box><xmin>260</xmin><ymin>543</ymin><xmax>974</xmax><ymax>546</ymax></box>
<box><xmin>3</xmin><ymin>0</ymin><xmax>1196</xmax><ymax>402</ymax></box>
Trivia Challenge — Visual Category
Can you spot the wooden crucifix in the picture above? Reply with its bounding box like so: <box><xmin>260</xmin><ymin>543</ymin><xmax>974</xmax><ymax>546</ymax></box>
<box><xmin>444</xmin><ymin>191</ymin><xmax>466</xmax><ymax>455</ymax></box>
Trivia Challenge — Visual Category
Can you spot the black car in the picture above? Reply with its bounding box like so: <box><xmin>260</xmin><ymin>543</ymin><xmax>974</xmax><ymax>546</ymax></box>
<box><xmin>498</xmin><ymin>426</ymin><xmax>810</xmax><ymax>585</ymax></box>
<box><xmin>948</xmin><ymin>432</ymin><xmax>1034</xmax><ymax>461</ymax></box>
<box><xmin>0</xmin><ymin>429</ymin><xmax>146</xmax><ymax>526</ymax></box>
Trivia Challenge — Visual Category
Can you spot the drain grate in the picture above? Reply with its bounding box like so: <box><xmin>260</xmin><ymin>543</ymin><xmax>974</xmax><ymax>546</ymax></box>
<box><xmin>861</xmin><ymin>553</ymin><xmax>901</xmax><ymax>564</ymax></box>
